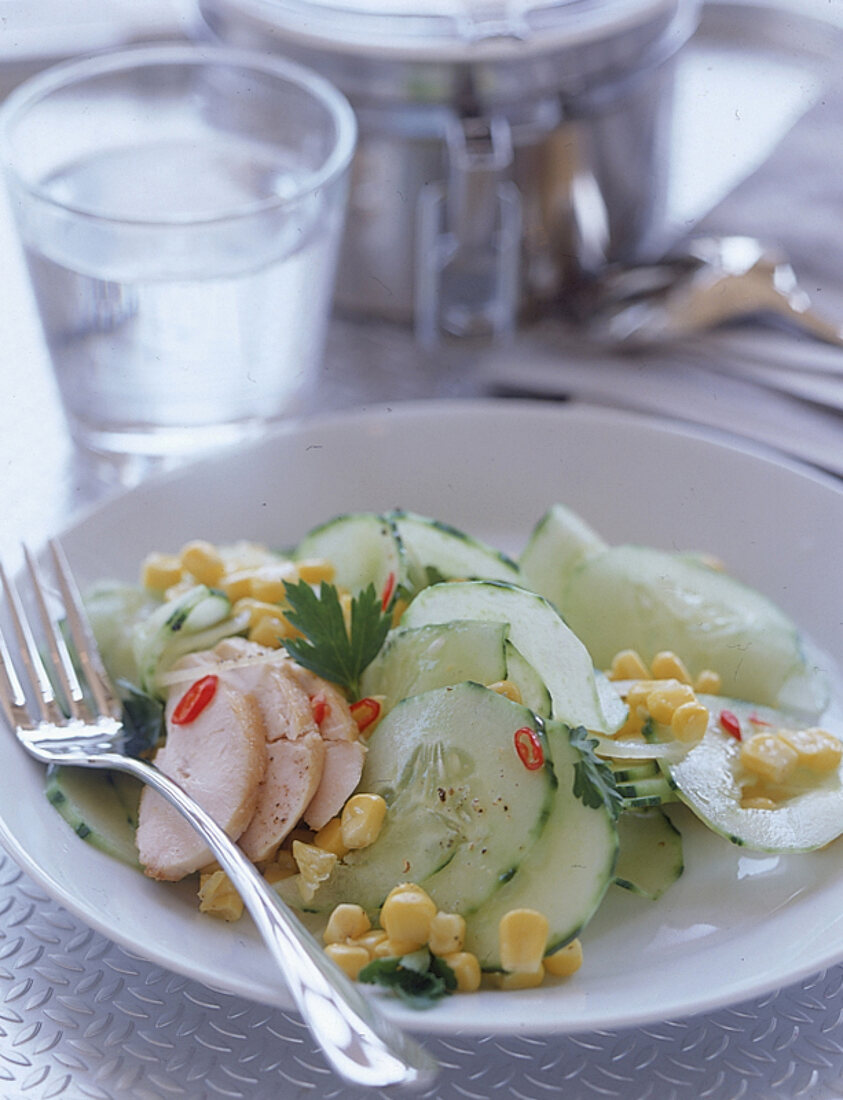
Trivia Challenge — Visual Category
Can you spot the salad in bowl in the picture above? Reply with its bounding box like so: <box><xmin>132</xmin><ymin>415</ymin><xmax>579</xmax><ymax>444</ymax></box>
<box><xmin>49</xmin><ymin>503</ymin><xmax>840</xmax><ymax>1009</ymax></box>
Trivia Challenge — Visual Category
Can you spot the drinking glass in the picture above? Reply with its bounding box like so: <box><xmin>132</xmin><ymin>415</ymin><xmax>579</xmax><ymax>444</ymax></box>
<box><xmin>0</xmin><ymin>44</ymin><xmax>357</xmax><ymax>459</ymax></box>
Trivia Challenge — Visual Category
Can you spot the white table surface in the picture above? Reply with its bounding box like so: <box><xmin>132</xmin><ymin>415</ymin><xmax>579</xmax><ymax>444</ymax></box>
<box><xmin>0</xmin><ymin>2</ymin><xmax>842</xmax><ymax>1097</ymax></box>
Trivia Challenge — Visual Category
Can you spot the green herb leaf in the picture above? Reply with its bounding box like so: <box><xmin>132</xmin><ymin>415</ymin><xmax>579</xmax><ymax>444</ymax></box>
<box><xmin>358</xmin><ymin>950</ymin><xmax>456</xmax><ymax>1009</ymax></box>
<box><xmin>282</xmin><ymin>580</ymin><xmax>391</xmax><ymax>698</ymax></box>
<box><xmin>570</xmin><ymin>725</ymin><xmax>623</xmax><ymax>820</ymax></box>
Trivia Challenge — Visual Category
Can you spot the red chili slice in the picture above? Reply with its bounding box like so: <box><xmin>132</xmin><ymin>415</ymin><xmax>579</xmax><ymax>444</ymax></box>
<box><xmin>171</xmin><ymin>674</ymin><xmax>218</xmax><ymax>726</ymax></box>
<box><xmin>311</xmin><ymin>693</ymin><xmax>329</xmax><ymax>726</ymax></box>
<box><xmin>514</xmin><ymin>726</ymin><xmax>544</xmax><ymax>770</ymax></box>
<box><xmin>719</xmin><ymin>709</ymin><xmax>742</xmax><ymax>740</ymax></box>
<box><xmin>380</xmin><ymin>571</ymin><xmax>396</xmax><ymax>611</ymax></box>
<box><xmin>350</xmin><ymin>696</ymin><xmax>381</xmax><ymax>734</ymax></box>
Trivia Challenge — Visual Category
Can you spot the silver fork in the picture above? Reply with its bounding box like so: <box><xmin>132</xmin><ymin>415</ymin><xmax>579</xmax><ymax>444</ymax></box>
<box><xmin>0</xmin><ymin>540</ymin><xmax>437</xmax><ymax>1091</ymax></box>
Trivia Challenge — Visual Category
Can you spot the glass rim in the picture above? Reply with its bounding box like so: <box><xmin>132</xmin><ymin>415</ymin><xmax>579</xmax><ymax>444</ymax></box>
<box><xmin>0</xmin><ymin>42</ymin><xmax>358</xmax><ymax>228</ymax></box>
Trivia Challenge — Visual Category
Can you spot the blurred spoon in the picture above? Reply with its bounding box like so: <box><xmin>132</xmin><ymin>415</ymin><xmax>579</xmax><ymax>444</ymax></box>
<box><xmin>585</xmin><ymin>235</ymin><xmax>843</xmax><ymax>365</ymax></box>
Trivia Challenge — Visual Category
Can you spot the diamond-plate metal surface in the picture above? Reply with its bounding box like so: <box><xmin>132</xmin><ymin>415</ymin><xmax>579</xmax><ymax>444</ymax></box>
<box><xmin>1</xmin><ymin>851</ymin><xmax>843</xmax><ymax>1099</ymax></box>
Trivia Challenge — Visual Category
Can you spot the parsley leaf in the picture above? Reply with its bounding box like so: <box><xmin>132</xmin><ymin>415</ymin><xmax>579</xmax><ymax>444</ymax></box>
<box><xmin>281</xmin><ymin>580</ymin><xmax>391</xmax><ymax>698</ymax></box>
<box><xmin>570</xmin><ymin>725</ymin><xmax>623</xmax><ymax>820</ymax></box>
<box><xmin>358</xmin><ymin>949</ymin><xmax>457</xmax><ymax>1009</ymax></box>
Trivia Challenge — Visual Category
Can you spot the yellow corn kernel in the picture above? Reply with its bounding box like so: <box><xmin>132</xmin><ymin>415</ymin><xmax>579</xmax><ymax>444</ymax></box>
<box><xmin>232</xmin><ymin>597</ymin><xmax>284</xmax><ymax>626</ymax></box>
<box><xmin>428</xmin><ymin>912</ymin><xmax>466</xmax><ymax>957</ymax></box>
<box><xmin>249</xmin><ymin>561</ymin><xmax>299</xmax><ymax>603</ymax></box>
<box><xmin>650</xmin><ymin>651</ymin><xmax>692</xmax><ymax>684</ymax></box>
<box><xmin>495</xmin><ymin>966</ymin><xmax>545</xmax><ymax>991</ymax></box>
<box><xmin>694</xmin><ymin>668</ymin><xmax>722</xmax><ymax>694</ymax></box>
<box><xmin>778</xmin><ymin>727</ymin><xmax>843</xmax><ymax>773</ymax></box>
<box><xmin>624</xmin><ymin>680</ymin><xmax>661</xmax><ymax>709</ymax></box>
<box><xmin>670</xmin><ymin>700</ymin><xmax>709</xmax><ymax>743</ymax></box>
<box><xmin>646</xmin><ymin>680</ymin><xmax>696</xmax><ymax>724</ymax></box>
<box><xmin>324</xmin><ymin>904</ymin><xmax>372</xmax><ymax>945</ymax></box>
<box><xmin>141</xmin><ymin>551</ymin><xmax>183</xmax><ymax>591</ymax></box>
<box><xmin>372</xmin><ymin>936</ymin><xmax>401</xmax><ymax>958</ymax></box>
<box><xmin>341</xmin><ymin>794</ymin><xmax>387</xmax><ymax>850</ymax></box>
<box><xmin>296</xmin><ymin>558</ymin><xmax>336</xmax><ymax>585</ymax></box>
<box><xmin>740</xmin><ymin>732</ymin><xmax>799</xmax><ymax>784</ymax></box>
<box><xmin>379</xmin><ymin>884</ymin><xmax>437</xmax><ymax>954</ymax></box>
<box><xmin>499</xmin><ymin>908</ymin><xmax>549</xmax><ymax>974</ymax></box>
<box><xmin>487</xmin><ymin>680</ymin><xmax>523</xmax><ymax>704</ymax></box>
<box><xmin>249</xmin><ymin>613</ymin><xmax>296</xmax><ymax>648</ymax></box>
<box><xmin>442</xmin><ymin>951</ymin><xmax>481</xmax><ymax>992</ymax></box>
<box><xmin>180</xmin><ymin>540</ymin><xmax>225</xmax><ymax>586</ymax></box>
<box><xmin>314</xmin><ymin>817</ymin><xmax>350</xmax><ymax>858</ymax></box>
<box><xmin>609</xmin><ymin>649</ymin><xmax>650</xmax><ymax>681</ymax></box>
<box><xmin>324</xmin><ymin>942</ymin><xmax>371</xmax><ymax>981</ymax></box>
<box><xmin>340</xmin><ymin>591</ymin><xmax>353</xmax><ymax>634</ymax></box>
<box><xmin>390</xmin><ymin>598</ymin><xmax>408</xmax><ymax>628</ymax></box>
<box><xmin>219</xmin><ymin>569</ymin><xmax>256</xmax><ymax>602</ymax></box>
<box><xmin>292</xmin><ymin>840</ymin><xmax>337</xmax><ymax>902</ymax></box>
<box><xmin>263</xmin><ymin>851</ymin><xmax>297</xmax><ymax>885</ymax></box>
<box><xmin>198</xmin><ymin>870</ymin><xmax>243</xmax><ymax>922</ymax></box>
<box><xmin>543</xmin><ymin>938</ymin><xmax>583</xmax><ymax>978</ymax></box>
<box><xmin>740</xmin><ymin>794</ymin><xmax>778</xmax><ymax>810</ymax></box>
<box><xmin>351</xmin><ymin>929</ymin><xmax>389</xmax><ymax>956</ymax></box>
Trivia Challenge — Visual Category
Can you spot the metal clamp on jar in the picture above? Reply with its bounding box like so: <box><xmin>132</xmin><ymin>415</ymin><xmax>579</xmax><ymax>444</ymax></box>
<box><xmin>194</xmin><ymin>0</ymin><xmax>701</xmax><ymax>343</ymax></box>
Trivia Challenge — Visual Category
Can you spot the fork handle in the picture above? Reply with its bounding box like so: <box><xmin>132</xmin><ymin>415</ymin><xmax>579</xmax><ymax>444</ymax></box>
<box><xmin>95</xmin><ymin>752</ymin><xmax>436</xmax><ymax>1090</ymax></box>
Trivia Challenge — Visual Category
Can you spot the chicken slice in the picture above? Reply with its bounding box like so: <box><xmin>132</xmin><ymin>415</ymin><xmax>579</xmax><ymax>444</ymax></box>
<box><xmin>288</xmin><ymin>665</ymin><xmax>359</xmax><ymax>741</ymax></box>
<box><xmin>303</xmin><ymin>740</ymin><xmax>367</xmax><ymax>830</ymax></box>
<box><xmin>239</xmin><ymin>732</ymin><xmax>326</xmax><ymax>862</ymax></box>
<box><xmin>136</xmin><ymin>682</ymin><xmax>266</xmax><ymax>881</ymax></box>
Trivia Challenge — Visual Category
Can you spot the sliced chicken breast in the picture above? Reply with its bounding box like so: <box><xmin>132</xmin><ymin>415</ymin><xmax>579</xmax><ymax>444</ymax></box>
<box><xmin>239</xmin><ymin>731</ymin><xmax>326</xmax><ymax>862</ymax></box>
<box><xmin>303</xmin><ymin>739</ymin><xmax>367</xmax><ymax>830</ymax></box>
<box><xmin>136</xmin><ymin>682</ymin><xmax>266</xmax><ymax>881</ymax></box>
<box><xmin>288</xmin><ymin>665</ymin><xmax>359</xmax><ymax>741</ymax></box>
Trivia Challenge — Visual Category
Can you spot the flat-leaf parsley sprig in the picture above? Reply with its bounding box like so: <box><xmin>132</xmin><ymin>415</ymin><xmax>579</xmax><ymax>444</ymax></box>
<box><xmin>282</xmin><ymin>579</ymin><xmax>391</xmax><ymax>698</ymax></box>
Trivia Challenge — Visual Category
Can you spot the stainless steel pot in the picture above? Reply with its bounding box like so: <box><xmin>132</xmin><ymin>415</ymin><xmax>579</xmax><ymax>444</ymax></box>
<box><xmin>193</xmin><ymin>0</ymin><xmax>701</xmax><ymax>341</ymax></box>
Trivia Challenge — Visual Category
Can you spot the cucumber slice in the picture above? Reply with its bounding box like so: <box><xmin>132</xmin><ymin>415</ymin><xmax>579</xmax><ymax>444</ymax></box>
<box><xmin>132</xmin><ymin>584</ymin><xmax>234</xmax><ymax>697</ymax></box>
<box><xmin>560</xmin><ymin>545</ymin><xmax>829</xmax><ymax>718</ymax></box>
<box><xmin>282</xmin><ymin>683</ymin><xmax>556</xmax><ymax>917</ymax></box>
<box><xmin>85</xmin><ymin>582</ymin><xmax>158</xmax><ymax>686</ymax></box>
<box><xmin>505</xmin><ymin>642</ymin><xmax>551</xmax><ymax>718</ymax></box>
<box><xmin>402</xmin><ymin>580</ymin><xmax>619</xmax><ymax>734</ymax></box>
<box><xmin>519</xmin><ymin>503</ymin><xmax>606</xmax><ymax>611</ymax></box>
<box><xmin>359</xmin><ymin>621</ymin><xmax>509</xmax><ymax>711</ymax></box>
<box><xmin>657</xmin><ymin>696</ymin><xmax>843</xmax><ymax>852</ymax></box>
<box><xmin>276</xmin><ymin>784</ymin><xmax>462</xmax><ymax>915</ymax></box>
<box><xmin>294</xmin><ymin>513</ymin><xmax>409</xmax><ymax>607</ymax></box>
<box><xmin>616</xmin><ymin>774</ymin><xmax>678</xmax><ymax>808</ymax></box>
<box><xmin>45</xmin><ymin>766</ymin><xmax>141</xmax><ymax>867</ymax></box>
<box><xmin>614</xmin><ymin>809</ymin><xmax>683</xmax><ymax>900</ymax></box>
<box><xmin>464</xmin><ymin>720</ymin><xmax>618</xmax><ymax>970</ymax></box>
<box><xmin>387</xmin><ymin>510</ymin><xmax>522</xmax><ymax>589</ymax></box>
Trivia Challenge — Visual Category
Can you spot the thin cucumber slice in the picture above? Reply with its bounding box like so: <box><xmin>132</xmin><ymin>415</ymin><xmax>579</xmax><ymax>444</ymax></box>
<box><xmin>464</xmin><ymin>720</ymin><xmax>618</xmax><ymax>970</ymax></box>
<box><xmin>45</xmin><ymin>766</ymin><xmax>141</xmax><ymax>867</ymax></box>
<box><xmin>132</xmin><ymin>584</ymin><xmax>233</xmax><ymax>697</ymax></box>
<box><xmin>505</xmin><ymin>642</ymin><xmax>551</xmax><ymax>718</ymax></box>
<box><xmin>519</xmin><ymin>502</ymin><xmax>606</xmax><ymax>611</ymax></box>
<box><xmin>614</xmin><ymin>809</ymin><xmax>683</xmax><ymax>900</ymax></box>
<box><xmin>276</xmin><ymin>786</ymin><xmax>462</xmax><ymax>914</ymax></box>
<box><xmin>616</xmin><ymin>774</ymin><xmax>678</xmax><ymax>808</ymax></box>
<box><xmin>402</xmin><ymin>580</ymin><xmax>618</xmax><ymax>734</ymax></box>
<box><xmin>359</xmin><ymin>620</ymin><xmax>509</xmax><ymax>712</ymax></box>
<box><xmin>366</xmin><ymin>683</ymin><xmax>556</xmax><ymax>917</ymax></box>
<box><xmin>560</xmin><ymin>545</ymin><xmax>829</xmax><ymax>718</ymax></box>
<box><xmin>657</xmin><ymin>696</ymin><xmax>843</xmax><ymax>852</ymax></box>
<box><xmin>294</xmin><ymin>512</ymin><xmax>409</xmax><ymax>607</ymax></box>
<box><xmin>387</xmin><ymin>510</ymin><xmax>522</xmax><ymax>589</ymax></box>
<box><xmin>85</xmin><ymin>582</ymin><xmax>158</xmax><ymax>686</ymax></box>
<box><xmin>282</xmin><ymin>684</ymin><xmax>556</xmax><ymax>918</ymax></box>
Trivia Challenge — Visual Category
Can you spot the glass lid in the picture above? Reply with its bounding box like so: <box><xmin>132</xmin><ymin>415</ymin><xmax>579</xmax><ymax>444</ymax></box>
<box><xmin>206</xmin><ymin>0</ymin><xmax>686</xmax><ymax>58</ymax></box>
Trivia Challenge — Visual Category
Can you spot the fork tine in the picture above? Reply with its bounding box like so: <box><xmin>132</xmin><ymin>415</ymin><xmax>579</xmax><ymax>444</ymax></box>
<box><xmin>49</xmin><ymin>539</ymin><xmax>122</xmax><ymax>722</ymax></box>
<box><xmin>23</xmin><ymin>545</ymin><xmax>89</xmax><ymax>723</ymax></box>
<box><xmin>0</xmin><ymin>558</ymin><xmax>63</xmax><ymax>726</ymax></box>
<box><xmin>0</xmin><ymin>573</ymin><xmax>28</xmax><ymax>727</ymax></box>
